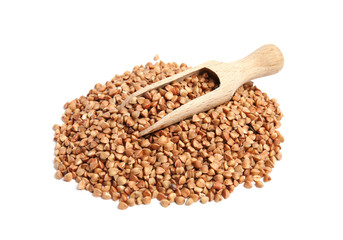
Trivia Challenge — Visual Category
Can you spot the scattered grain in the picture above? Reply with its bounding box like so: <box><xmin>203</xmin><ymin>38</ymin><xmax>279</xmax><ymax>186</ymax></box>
<box><xmin>53</xmin><ymin>58</ymin><xmax>283</xmax><ymax>210</ymax></box>
<box><xmin>160</xmin><ymin>199</ymin><xmax>170</xmax><ymax>208</ymax></box>
<box><xmin>118</xmin><ymin>202</ymin><xmax>128</xmax><ymax>210</ymax></box>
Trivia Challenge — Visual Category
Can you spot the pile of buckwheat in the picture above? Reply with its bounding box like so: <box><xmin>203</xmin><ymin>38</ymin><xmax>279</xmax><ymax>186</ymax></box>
<box><xmin>53</xmin><ymin>56</ymin><xmax>284</xmax><ymax>210</ymax></box>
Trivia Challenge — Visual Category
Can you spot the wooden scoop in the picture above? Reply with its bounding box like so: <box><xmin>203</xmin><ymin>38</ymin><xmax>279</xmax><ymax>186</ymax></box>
<box><xmin>120</xmin><ymin>44</ymin><xmax>284</xmax><ymax>137</ymax></box>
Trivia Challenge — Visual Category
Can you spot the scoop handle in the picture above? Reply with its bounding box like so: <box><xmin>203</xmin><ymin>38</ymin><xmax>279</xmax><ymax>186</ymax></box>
<box><xmin>237</xmin><ymin>44</ymin><xmax>284</xmax><ymax>81</ymax></box>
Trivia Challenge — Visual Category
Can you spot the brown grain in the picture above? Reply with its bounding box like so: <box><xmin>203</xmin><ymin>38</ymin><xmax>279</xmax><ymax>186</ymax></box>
<box><xmin>53</xmin><ymin>58</ymin><xmax>283</xmax><ymax>210</ymax></box>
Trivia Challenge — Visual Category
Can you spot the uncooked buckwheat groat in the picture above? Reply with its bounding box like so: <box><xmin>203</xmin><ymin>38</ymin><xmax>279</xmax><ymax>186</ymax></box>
<box><xmin>53</xmin><ymin>58</ymin><xmax>284</xmax><ymax>210</ymax></box>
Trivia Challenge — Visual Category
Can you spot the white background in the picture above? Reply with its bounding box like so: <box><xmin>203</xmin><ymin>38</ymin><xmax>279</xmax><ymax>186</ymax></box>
<box><xmin>1</xmin><ymin>0</ymin><xmax>342</xmax><ymax>239</ymax></box>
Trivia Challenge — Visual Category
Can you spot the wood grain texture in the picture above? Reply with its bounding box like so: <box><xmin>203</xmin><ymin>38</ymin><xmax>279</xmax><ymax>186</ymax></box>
<box><xmin>123</xmin><ymin>44</ymin><xmax>284</xmax><ymax>136</ymax></box>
